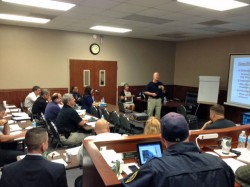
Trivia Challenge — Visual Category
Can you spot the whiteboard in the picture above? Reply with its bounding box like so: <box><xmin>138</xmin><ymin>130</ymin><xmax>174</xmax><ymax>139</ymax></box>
<box><xmin>198</xmin><ymin>76</ymin><xmax>220</xmax><ymax>104</ymax></box>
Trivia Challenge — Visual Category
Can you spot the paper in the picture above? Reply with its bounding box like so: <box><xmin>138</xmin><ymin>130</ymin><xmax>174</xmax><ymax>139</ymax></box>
<box><xmin>9</xmin><ymin>124</ymin><xmax>22</xmax><ymax>131</ymax></box>
<box><xmin>236</xmin><ymin>149</ymin><xmax>250</xmax><ymax>164</ymax></box>
<box><xmin>25</xmin><ymin>126</ymin><xmax>33</xmax><ymax>130</ymax></box>
<box><xmin>65</xmin><ymin>146</ymin><xmax>81</xmax><ymax>156</ymax></box>
<box><xmin>83</xmin><ymin>115</ymin><xmax>97</xmax><ymax>120</ymax></box>
<box><xmin>10</xmin><ymin>109</ymin><xmax>19</xmax><ymax>112</ymax></box>
<box><xmin>5</xmin><ymin>105</ymin><xmax>16</xmax><ymax>108</ymax></box>
<box><xmin>76</xmin><ymin>110</ymin><xmax>86</xmax><ymax>116</ymax></box>
<box><xmin>3</xmin><ymin>114</ymin><xmax>11</xmax><ymax>118</ymax></box>
<box><xmin>51</xmin><ymin>159</ymin><xmax>68</xmax><ymax>167</ymax></box>
<box><xmin>12</xmin><ymin>116</ymin><xmax>31</xmax><ymax>121</ymax></box>
<box><xmin>86</xmin><ymin>122</ymin><xmax>95</xmax><ymax>127</ymax></box>
<box><xmin>12</xmin><ymin>112</ymin><xmax>29</xmax><ymax>117</ymax></box>
<box><xmin>8</xmin><ymin>120</ymin><xmax>15</xmax><ymax>125</ymax></box>
<box><xmin>10</xmin><ymin>131</ymin><xmax>25</xmax><ymax>141</ymax></box>
<box><xmin>214</xmin><ymin>149</ymin><xmax>237</xmax><ymax>157</ymax></box>
<box><xmin>223</xmin><ymin>158</ymin><xmax>246</xmax><ymax>173</ymax></box>
<box><xmin>5</xmin><ymin>109</ymin><xmax>10</xmax><ymax>113</ymax></box>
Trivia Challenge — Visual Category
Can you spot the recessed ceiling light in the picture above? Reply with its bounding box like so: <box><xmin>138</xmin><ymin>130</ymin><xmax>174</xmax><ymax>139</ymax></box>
<box><xmin>2</xmin><ymin>0</ymin><xmax>75</xmax><ymax>11</ymax></box>
<box><xmin>177</xmin><ymin>0</ymin><xmax>249</xmax><ymax>11</ymax></box>
<box><xmin>0</xmin><ymin>14</ymin><xmax>50</xmax><ymax>23</ymax></box>
<box><xmin>90</xmin><ymin>26</ymin><xmax>132</xmax><ymax>33</ymax></box>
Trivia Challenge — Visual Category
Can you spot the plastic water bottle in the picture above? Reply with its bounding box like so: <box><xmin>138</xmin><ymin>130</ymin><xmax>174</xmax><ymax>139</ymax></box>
<box><xmin>32</xmin><ymin>119</ymin><xmax>36</xmax><ymax>127</ymax></box>
<box><xmin>247</xmin><ymin>134</ymin><xmax>250</xmax><ymax>151</ymax></box>
<box><xmin>237</xmin><ymin>131</ymin><xmax>246</xmax><ymax>148</ymax></box>
<box><xmin>103</xmin><ymin>97</ymin><xmax>105</xmax><ymax>103</ymax></box>
<box><xmin>101</xmin><ymin>115</ymin><xmax>104</xmax><ymax>119</ymax></box>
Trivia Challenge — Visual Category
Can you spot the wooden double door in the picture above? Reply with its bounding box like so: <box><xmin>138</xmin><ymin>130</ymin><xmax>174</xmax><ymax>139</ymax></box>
<box><xmin>69</xmin><ymin>59</ymin><xmax>117</xmax><ymax>105</ymax></box>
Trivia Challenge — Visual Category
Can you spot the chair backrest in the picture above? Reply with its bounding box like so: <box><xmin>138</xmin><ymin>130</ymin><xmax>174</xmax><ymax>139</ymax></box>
<box><xmin>111</xmin><ymin>111</ymin><xmax>120</xmax><ymax>126</ymax></box>
<box><xmin>119</xmin><ymin>114</ymin><xmax>131</xmax><ymax>131</ymax></box>
<box><xmin>97</xmin><ymin>107</ymin><xmax>103</xmax><ymax>119</ymax></box>
<box><xmin>177</xmin><ymin>105</ymin><xmax>187</xmax><ymax>116</ymax></box>
<box><xmin>185</xmin><ymin>91</ymin><xmax>198</xmax><ymax>104</ymax></box>
<box><xmin>102</xmin><ymin>108</ymin><xmax>111</xmax><ymax>122</ymax></box>
<box><xmin>90</xmin><ymin>106</ymin><xmax>99</xmax><ymax>118</ymax></box>
<box><xmin>48</xmin><ymin>122</ymin><xmax>61</xmax><ymax>141</ymax></box>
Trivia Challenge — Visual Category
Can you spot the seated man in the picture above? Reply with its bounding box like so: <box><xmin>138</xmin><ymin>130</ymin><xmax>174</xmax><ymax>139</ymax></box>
<box><xmin>201</xmin><ymin>104</ymin><xmax>235</xmax><ymax>130</ymax></box>
<box><xmin>55</xmin><ymin>93</ymin><xmax>90</xmax><ymax>146</ymax></box>
<box><xmin>71</xmin><ymin>86</ymin><xmax>82</xmax><ymax>106</ymax></box>
<box><xmin>120</xmin><ymin>83</ymin><xmax>135</xmax><ymax>111</ymax></box>
<box><xmin>77</xmin><ymin>119</ymin><xmax>121</xmax><ymax>165</ymax></box>
<box><xmin>0</xmin><ymin>105</ymin><xmax>26</xmax><ymax>166</ymax></box>
<box><xmin>121</xmin><ymin>112</ymin><xmax>234</xmax><ymax>187</ymax></box>
<box><xmin>235</xmin><ymin>164</ymin><xmax>250</xmax><ymax>186</ymax></box>
<box><xmin>44</xmin><ymin>93</ymin><xmax>62</xmax><ymax>122</ymax></box>
<box><xmin>0</xmin><ymin>128</ymin><xmax>68</xmax><ymax>187</ymax></box>
<box><xmin>32</xmin><ymin>89</ymin><xmax>50</xmax><ymax>116</ymax></box>
<box><xmin>24</xmin><ymin>86</ymin><xmax>41</xmax><ymax>111</ymax></box>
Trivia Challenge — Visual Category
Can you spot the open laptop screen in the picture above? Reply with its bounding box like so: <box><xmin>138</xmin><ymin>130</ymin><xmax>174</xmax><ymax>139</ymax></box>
<box><xmin>137</xmin><ymin>141</ymin><xmax>163</xmax><ymax>166</ymax></box>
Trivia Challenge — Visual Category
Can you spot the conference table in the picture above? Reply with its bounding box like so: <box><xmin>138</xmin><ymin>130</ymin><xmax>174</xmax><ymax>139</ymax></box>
<box><xmin>82</xmin><ymin>124</ymin><xmax>250</xmax><ymax>187</ymax></box>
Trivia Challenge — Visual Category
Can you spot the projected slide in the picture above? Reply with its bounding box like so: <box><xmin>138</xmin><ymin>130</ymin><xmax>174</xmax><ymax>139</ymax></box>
<box><xmin>227</xmin><ymin>55</ymin><xmax>250</xmax><ymax>108</ymax></box>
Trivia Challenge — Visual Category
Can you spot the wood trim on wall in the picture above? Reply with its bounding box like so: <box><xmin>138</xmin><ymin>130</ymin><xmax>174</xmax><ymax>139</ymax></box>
<box><xmin>0</xmin><ymin>88</ymin><xmax>68</xmax><ymax>108</ymax></box>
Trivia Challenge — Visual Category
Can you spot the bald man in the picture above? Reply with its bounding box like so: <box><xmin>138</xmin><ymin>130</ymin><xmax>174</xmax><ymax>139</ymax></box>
<box><xmin>144</xmin><ymin>72</ymin><xmax>165</xmax><ymax>119</ymax></box>
<box><xmin>77</xmin><ymin>119</ymin><xmax>121</xmax><ymax>165</ymax></box>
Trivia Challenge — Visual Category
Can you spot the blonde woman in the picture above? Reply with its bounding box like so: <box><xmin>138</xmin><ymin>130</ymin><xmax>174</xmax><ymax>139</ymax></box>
<box><xmin>144</xmin><ymin>117</ymin><xmax>161</xmax><ymax>135</ymax></box>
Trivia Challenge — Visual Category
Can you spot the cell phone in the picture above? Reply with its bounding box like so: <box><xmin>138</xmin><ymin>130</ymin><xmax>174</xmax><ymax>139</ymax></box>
<box><xmin>230</xmin><ymin>149</ymin><xmax>241</xmax><ymax>156</ymax></box>
<box><xmin>128</xmin><ymin>165</ymin><xmax>139</xmax><ymax>173</ymax></box>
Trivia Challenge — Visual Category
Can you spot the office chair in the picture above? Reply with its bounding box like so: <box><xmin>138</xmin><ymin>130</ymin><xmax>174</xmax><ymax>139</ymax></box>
<box><xmin>119</xmin><ymin>114</ymin><xmax>143</xmax><ymax>135</ymax></box>
<box><xmin>102</xmin><ymin>108</ymin><xmax>112</xmax><ymax>123</ymax></box>
<box><xmin>177</xmin><ymin>105</ymin><xmax>198</xmax><ymax>130</ymax></box>
<box><xmin>111</xmin><ymin>111</ymin><xmax>121</xmax><ymax>133</ymax></box>
<box><xmin>90</xmin><ymin>106</ymin><xmax>99</xmax><ymax>118</ymax></box>
<box><xmin>40</xmin><ymin>113</ymin><xmax>53</xmax><ymax>138</ymax></box>
<box><xmin>184</xmin><ymin>91</ymin><xmax>198</xmax><ymax>114</ymax></box>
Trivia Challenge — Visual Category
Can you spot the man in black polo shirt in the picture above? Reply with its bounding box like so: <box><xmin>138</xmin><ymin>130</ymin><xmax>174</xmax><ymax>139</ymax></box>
<box><xmin>32</xmin><ymin>89</ymin><xmax>50</xmax><ymax>116</ymax></box>
<box><xmin>144</xmin><ymin>72</ymin><xmax>165</xmax><ymax>119</ymax></box>
<box><xmin>55</xmin><ymin>93</ymin><xmax>89</xmax><ymax>146</ymax></box>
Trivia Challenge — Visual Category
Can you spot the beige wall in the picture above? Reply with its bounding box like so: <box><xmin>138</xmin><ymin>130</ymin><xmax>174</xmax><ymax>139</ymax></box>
<box><xmin>175</xmin><ymin>33</ymin><xmax>250</xmax><ymax>90</ymax></box>
<box><xmin>0</xmin><ymin>25</ymin><xmax>175</xmax><ymax>89</ymax></box>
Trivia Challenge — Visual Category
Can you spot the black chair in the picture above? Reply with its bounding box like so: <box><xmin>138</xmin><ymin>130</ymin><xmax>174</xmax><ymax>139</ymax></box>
<box><xmin>40</xmin><ymin>113</ymin><xmax>53</xmax><ymax>138</ymax></box>
<box><xmin>119</xmin><ymin>114</ymin><xmax>143</xmax><ymax>135</ymax></box>
<box><xmin>184</xmin><ymin>91</ymin><xmax>198</xmax><ymax>114</ymax></box>
<box><xmin>74</xmin><ymin>175</ymin><xmax>83</xmax><ymax>187</ymax></box>
<box><xmin>111</xmin><ymin>111</ymin><xmax>121</xmax><ymax>133</ymax></box>
<box><xmin>90</xmin><ymin>106</ymin><xmax>99</xmax><ymax>118</ymax></box>
<box><xmin>177</xmin><ymin>105</ymin><xmax>198</xmax><ymax>130</ymax></box>
<box><xmin>102</xmin><ymin>108</ymin><xmax>112</xmax><ymax>123</ymax></box>
<box><xmin>97</xmin><ymin>106</ymin><xmax>103</xmax><ymax>119</ymax></box>
<box><xmin>48</xmin><ymin>122</ymin><xmax>67</xmax><ymax>149</ymax></box>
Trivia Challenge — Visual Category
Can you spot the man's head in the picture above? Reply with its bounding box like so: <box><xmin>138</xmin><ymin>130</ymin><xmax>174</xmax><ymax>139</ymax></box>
<box><xmin>32</xmin><ymin>86</ymin><xmax>41</xmax><ymax>96</ymax></box>
<box><xmin>153</xmin><ymin>72</ymin><xmax>160</xmax><ymax>82</ymax></box>
<box><xmin>41</xmin><ymin>89</ymin><xmax>50</xmax><ymax>100</ymax></box>
<box><xmin>25</xmin><ymin>128</ymin><xmax>48</xmax><ymax>153</ymax></box>
<box><xmin>0</xmin><ymin>104</ymin><xmax>6</xmax><ymax>118</ymax></box>
<box><xmin>209</xmin><ymin>104</ymin><xmax>225</xmax><ymax>122</ymax></box>
<box><xmin>62</xmin><ymin>93</ymin><xmax>75</xmax><ymax>107</ymax></box>
<box><xmin>72</xmin><ymin>86</ymin><xmax>78</xmax><ymax>93</ymax></box>
<box><xmin>160</xmin><ymin>112</ymin><xmax>189</xmax><ymax>147</ymax></box>
<box><xmin>51</xmin><ymin>93</ymin><xmax>62</xmax><ymax>104</ymax></box>
<box><xmin>95</xmin><ymin>119</ymin><xmax>110</xmax><ymax>135</ymax></box>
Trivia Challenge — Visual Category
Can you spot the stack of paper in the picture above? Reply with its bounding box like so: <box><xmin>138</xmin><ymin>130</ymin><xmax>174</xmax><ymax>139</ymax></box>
<box><xmin>5</xmin><ymin>105</ymin><xmax>16</xmax><ymax>108</ymax></box>
<box><xmin>12</xmin><ymin>116</ymin><xmax>31</xmax><ymax>120</ymax></box>
<box><xmin>12</xmin><ymin>112</ymin><xmax>29</xmax><ymax>117</ymax></box>
<box><xmin>9</xmin><ymin>124</ymin><xmax>22</xmax><ymax>132</ymax></box>
<box><xmin>10</xmin><ymin>109</ymin><xmax>19</xmax><ymax>112</ymax></box>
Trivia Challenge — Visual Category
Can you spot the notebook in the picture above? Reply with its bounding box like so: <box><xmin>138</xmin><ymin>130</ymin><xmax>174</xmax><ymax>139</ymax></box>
<box><xmin>118</xmin><ymin>102</ymin><xmax>133</xmax><ymax>113</ymax></box>
<box><xmin>137</xmin><ymin>141</ymin><xmax>163</xmax><ymax>166</ymax></box>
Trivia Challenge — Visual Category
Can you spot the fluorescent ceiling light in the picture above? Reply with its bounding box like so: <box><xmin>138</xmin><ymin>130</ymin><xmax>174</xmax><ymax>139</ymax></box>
<box><xmin>177</xmin><ymin>0</ymin><xmax>249</xmax><ymax>11</ymax></box>
<box><xmin>90</xmin><ymin>26</ymin><xmax>132</xmax><ymax>33</ymax></box>
<box><xmin>0</xmin><ymin>14</ymin><xmax>50</xmax><ymax>23</ymax></box>
<box><xmin>2</xmin><ymin>0</ymin><xmax>75</xmax><ymax>11</ymax></box>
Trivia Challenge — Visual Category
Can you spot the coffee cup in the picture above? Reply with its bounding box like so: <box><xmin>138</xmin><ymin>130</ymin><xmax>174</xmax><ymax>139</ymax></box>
<box><xmin>221</xmin><ymin>137</ymin><xmax>232</xmax><ymax>154</ymax></box>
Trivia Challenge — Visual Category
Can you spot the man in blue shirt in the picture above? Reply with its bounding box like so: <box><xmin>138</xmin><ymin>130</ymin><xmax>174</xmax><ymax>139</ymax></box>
<box><xmin>121</xmin><ymin>112</ymin><xmax>234</xmax><ymax>187</ymax></box>
<box><xmin>144</xmin><ymin>72</ymin><xmax>165</xmax><ymax>119</ymax></box>
<box><xmin>44</xmin><ymin>93</ymin><xmax>62</xmax><ymax>122</ymax></box>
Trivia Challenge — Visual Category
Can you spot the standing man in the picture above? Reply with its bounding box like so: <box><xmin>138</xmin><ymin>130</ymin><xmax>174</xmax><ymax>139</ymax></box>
<box><xmin>144</xmin><ymin>72</ymin><xmax>165</xmax><ymax>119</ymax></box>
<box><xmin>24</xmin><ymin>86</ymin><xmax>41</xmax><ymax>111</ymax></box>
<box><xmin>121</xmin><ymin>112</ymin><xmax>234</xmax><ymax>187</ymax></box>
<box><xmin>0</xmin><ymin>128</ymin><xmax>68</xmax><ymax>187</ymax></box>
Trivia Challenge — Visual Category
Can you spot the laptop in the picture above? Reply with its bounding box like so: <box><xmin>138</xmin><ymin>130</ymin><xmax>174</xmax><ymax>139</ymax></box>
<box><xmin>137</xmin><ymin>141</ymin><xmax>163</xmax><ymax>166</ymax></box>
<box><xmin>118</xmin><ymin>102</ymin><xmax>133</xmax><ymax>113</ymax></box>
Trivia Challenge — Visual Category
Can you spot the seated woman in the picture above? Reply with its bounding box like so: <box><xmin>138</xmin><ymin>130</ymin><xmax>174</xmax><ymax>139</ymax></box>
<box><xmin>120</xmin><ymin>83</ymin><xmax>135</xmax><ymax>111</ymax></box>
<box><xmin>144</xmin><ymin>117</ymin><xmax>161</xmax><ymax>135</ymax></box>
<box><xmin>71</xmin><ymin>86</ymin><xmax>82</xmax><ymax>106</ymax></box>
<box><xmin>81</xmin><ymin>86</ymin><xmax>94</xmax><ymax>114</ymax></box>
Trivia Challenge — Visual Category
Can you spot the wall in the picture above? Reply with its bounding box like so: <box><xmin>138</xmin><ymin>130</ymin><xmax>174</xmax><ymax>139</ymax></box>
<box><xmin>0</xmin><ymin>24</ymin><xmax>176</xmax><ymax>89</ymax></box>
<box><xmin>175</xmin><ymin>33</ymin><xmax>250</xmax><ymax>90</ymax></box>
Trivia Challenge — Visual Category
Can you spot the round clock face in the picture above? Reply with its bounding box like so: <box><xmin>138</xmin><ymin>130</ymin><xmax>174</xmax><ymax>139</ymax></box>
<box><xmin>90</xmin><ymin>43</ymin><xmax>100</xmax><ymax>55</ymax></box>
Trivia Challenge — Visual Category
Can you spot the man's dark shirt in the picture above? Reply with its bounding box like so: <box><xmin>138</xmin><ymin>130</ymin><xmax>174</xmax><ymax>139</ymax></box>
<box><xmin>145</xmin><ymin>81</ymin><xmax>164</xmax><ymax>99</ymax></box>
<box><xmin>32</xmin><ymin>97</ymin><xmax>47</xmax><ymax>115</ymax></box>
<box><xmin>205</xmin><ymin>118</ymin><xmax>235</xmax><ymax>130</ymax></box>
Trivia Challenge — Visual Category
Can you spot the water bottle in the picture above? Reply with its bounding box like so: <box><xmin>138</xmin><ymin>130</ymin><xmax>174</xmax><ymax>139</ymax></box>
<box><xmin>103</xmin><ymin>97</ymin><xmax>105</xmax><ymax>103</ymax></box>
<box><xmin>237</xmin><ymin>131</ymin><xmax>246</xmax><ymax>148</ymax></box>
<box><xmin>32</xmin><ymin>119</ymin><xmax>36</xmax><ymax>127</ymax></box>
<box><xmin>101</xmin><ymin>115</ymin><xmax>104</xmax><ymax>119</ymax></box>
<box><xmin>247</xmin><ymin>134</ymin><xmax>250</xmax><ymax>151</ymax></box>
